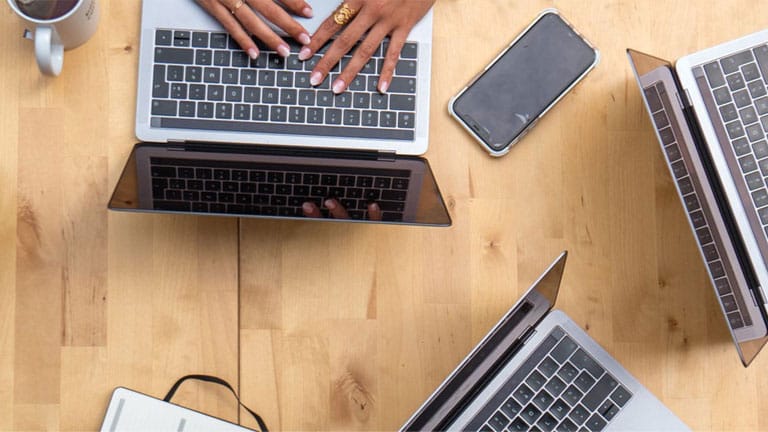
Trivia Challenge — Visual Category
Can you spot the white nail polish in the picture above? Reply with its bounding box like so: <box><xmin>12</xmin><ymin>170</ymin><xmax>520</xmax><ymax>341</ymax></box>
<box><xmin>298</xmin><ymin>47</ymin><xmax>312</xmax><ymax>61</ymax></box>
<box><xmin>332</xmin><ymin>79</ymin><xmax>346</xmax><ymax>94</ymax></box>
<box><xmin>247</xmin><ymin>47</ymin><xmax>259</xmax><ymax>60</ymax></box>
<box><xmin>277</xmin><ymin>44</ymin><xmax>290</xmax><ymax>57</ymax></box>
<box><xmin>298</xmin><ymin>33</ymin><xmax>311</xmax><ymax>45</ymax></box>
<box><xmin>302</xmin><ymin>6</ymin><xmax>313</xmax><ymax>17</ymax></box>
<box><xmin>379</xmin><ymin>80</ymin><xmax>389</xmax><ymax>93</ymax></box>
<box><xmin>310</xmin><ymin>72</ymin><xmax>323</xmax><ymax>86</ymax></box>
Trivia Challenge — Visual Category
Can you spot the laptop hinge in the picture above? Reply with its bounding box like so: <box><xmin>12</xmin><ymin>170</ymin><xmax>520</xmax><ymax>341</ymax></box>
<box><xmin>377</xmin><ymin>150</ymin><xmax>397</xmax><ymax>161</ymax></box>
<box><xmin>519</xmin><ymin>325</ymin><xmax>537</xmax><ymax>346</ymax></box>
<box><xmin>166</xmin><ymin>139</ymin><xmax>186</xmax><ymax>151</ymax></box>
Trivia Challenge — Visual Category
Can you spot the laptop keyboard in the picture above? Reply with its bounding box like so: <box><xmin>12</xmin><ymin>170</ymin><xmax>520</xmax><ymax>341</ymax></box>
<box><xmin>466</xmin><ymin>327</ymin><xmax>632</xmax><ymax>432</ymax></box>
<box><xmin>701</xmin><ymin>46</ymin><xmax>768</xmax><ymax>242</ymax></box>
<box><xmin>149</xmin><ymin>157</ymin><xmax>409</xmax><ymax>221</ymax></box>
<box><xmin>150</xmin><ymin>29</ymin><xmax>418</xmax><ymax>141</ymax></box>
<box><xmin>644</xmin><ymin>83</ymin><xmax>752</xmax><ymax>329</ymax></box>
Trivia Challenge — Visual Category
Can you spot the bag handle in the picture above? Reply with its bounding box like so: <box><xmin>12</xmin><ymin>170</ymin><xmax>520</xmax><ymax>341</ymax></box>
<box><xmin>163</xmin><ymin>374</ymin><xmax>269</xmax><ymax>432</ymax></box>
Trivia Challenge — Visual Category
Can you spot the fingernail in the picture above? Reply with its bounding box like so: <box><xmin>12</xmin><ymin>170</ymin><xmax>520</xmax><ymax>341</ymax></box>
<box><xmin>247</xmin><ymin>47</ymin><xmax>259</xmax><ymax>60</ymax></box>
<box><xmin>332</xmin><ymin>79</ymin><xmax>346</xmax><ymax>94</ymax></box>
<box><xmin>369</xmin><ymin>203</ymin><xmax>380</xmax><ymax>212</ymax></box>
<box><xmin>379</xmin><ymin>80</ymin><xmax>389</xmax><ymax>93</ymax></box>
<box><xmin>298</xmin><ymin>46</ymin><xmax>312</xmax><ymax>61</ymax></box>
<box><xmin>297</xmin><ymin>33</ymin><xmax>311</xmax><ymax>45</ymax></box>
<box><xmin>277</xmin><ymin>44</ymin><xmax>290</xmax><ymax>57</ymax></box>
<box><xmin>310</xmin><ymin>71</ymin><xmax>323</xmax><ymax>86</ymax></box>
<box><xmin>324</xmin><ymin>199</ymin><xmax>336</xmax><ymax>209</ymax></box>
<box><xmin>302</xmin><ymin>202</ymin><xmax>314</xmax><ymax>213</ymax></box>
<box><xmin>302</xmin><ymin>6</ymin><xmax>313</xmax><ymax>17</ymax></box>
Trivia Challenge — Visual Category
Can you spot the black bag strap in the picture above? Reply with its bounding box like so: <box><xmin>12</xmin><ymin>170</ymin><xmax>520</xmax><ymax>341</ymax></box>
<box><xmin>163</xmin><ymin>374</ymin><xmax>269</xmax><ymax>432</ymax></box>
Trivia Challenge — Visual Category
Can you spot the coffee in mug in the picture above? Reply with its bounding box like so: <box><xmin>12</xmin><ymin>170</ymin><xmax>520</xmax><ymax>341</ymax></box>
<box><xmin>7</xmin><ymin>0</ymin><xmax>99</xmax><ymax>76</ymax></box>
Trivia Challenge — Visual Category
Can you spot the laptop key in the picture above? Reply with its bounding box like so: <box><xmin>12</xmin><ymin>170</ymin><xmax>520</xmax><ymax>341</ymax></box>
<box><xmin>562</xmin><ymin>385</ymin><xmax>583</xmax><ymax>406</ymax></box>
<box><xmin>179</xmin><ymin>101</ymin><xmax>195</xmax><ymax>117</ymax></box>
<box><xmin>570</xmin><ymin>349</ymin><xmax>604</xmax><ymax>379</ymax></box>
<box><xmin>532</xmin><ymin>390</ymin><xmax>554</xmax><ymax>411</ymax></box>
<box><xmin>747</xmin><ymin>123</ymin><xmax>764</xmax><ymax>142</ymax></box>
<box><xmin>389</xmin><ymin>77</ymin><xmax>417</xmax><ymax>93</ymax></box>
<box><xmin>500</xmin><ymin>398</ymin><xmax>522</xmax><ymax>418</ymax></box>
<box><xmin>568</xmin><ymin>404</ymin><xmax>589</xmax><ymax>425</ymax></box>
<box><xmin>581</xmin><ymin>374</ymin><xmax>619</xmax><ymax>411</ymax></box>
<box><xmin>749</xmin><ymin>80</ymin><xmax>767</xmax><ymax>98</ymax></box>
<box><xmin>152</xmin><ymin>100</ymin><xmax>177</xmax><ymax>116</ymax></box>
<box><xmin>209</xmin><ymin>33</ymin><xmax>227</xmax><ymax>48</ymax></box>
<box><xmin>191</xmin><ymin>31</ymin><xmax>208</xmax><ymax>48</ymax></box>
<box><xmin>753</xmin><ymin>45</ymin><xmax>768</xmax><ymax>86</ymax></box>
<box><xmin>153</xmin><ymin>65</ymin><xmax>169</xmax><ymax>98</ymax></box>
<box><xmin>721</xmin><ymin>50</ymin><xmax>754</xmax><ymax>74</ymax></box>
<box><xmin>155</xmin><ymin>47</ymin><xmax>193</xmax><ymax>64</ymax></box>
<box><xmin>537</xmin><ymin>413</ymin><xmax>558</xmax><ymax>432</ymax></box>
<box><xmin>508</xmin><ymin>418</ymin><xmax>529</xmax><ymax>432</ymax></box>
<box><xmin>252</xmin><ymin>105</ymin><xmax>269</xmax><ymax>121</ymax></box>
<box><xmin>609</xmin><ymin>386</ymin><xmax>632</xmax><ymax>407</ymax></box>
<box><xmin>585</xmin><ymin>413</ymin><xmax>607</xmax><ymax>432</ymax></box>
<box><xmin>703</xmin><ymin>62</ymin><xmax>726</xmax><ymax>87</ymax></box>
<box><xmin>519</xmin><ymin>403</ymin><xmax>541</xmax><ymax>424</ymax></box>
<box><xmin>727</xmin><ymin>72</ymin><xmax>746</xmax><ymax>92</ymax></box>
<box><xmin>231</xmin><ymin>51</ymin><xmax>249</xmax><ymax>67</ymax></box>
<box><xmin>525</xmin><ymin>371</ymin><xmax>546</xmax><ymax>392</ymax></box>
<box><xmin>289</xmin><ymin>107</ymin><xmax>306</xmax><ymax>123</ymax></box>
<box><xmin>728</xmin><ymin>312</ymin><xmax>745</xmax><ymax>328</ymax></box>
<box><xmin>574</xmin><ymin>371</ymin><xmax>596</xmax><ymax>393</ymax></box>
<box><xmin>154</xmin><ymin>200</ymin><xmax>190</xmax><ymax>211</ymax></box>
<box><xmin>155</xmin><ymin>29</ymin><xmax>172</xmax><ymax>46</ymax></box>
<box><xmin>713</xmin><ymin>86</ymin><xmax>731</xmax><ymax>105</ymax></box>
<box><xmin>487</xmin><ymin>411</ymin><xmax>509</xmax><ymax>432</ymax></box>
<box><xmin>719</xmin><ymin>103</ymin><xmax>738</xmax><ymax>122</ymax></box>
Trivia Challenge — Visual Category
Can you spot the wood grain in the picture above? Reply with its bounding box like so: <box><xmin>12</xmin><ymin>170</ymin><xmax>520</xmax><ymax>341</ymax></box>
<box><xmin>3</xmin><ymin>0</ymin><xmax>768</xmax><ymax>431</ymax></box>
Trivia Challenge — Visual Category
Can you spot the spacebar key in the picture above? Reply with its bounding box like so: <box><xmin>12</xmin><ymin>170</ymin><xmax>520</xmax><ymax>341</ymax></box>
<box><xmin>153</xmin><ymin>200</ymin><xmax>191</xmax><ymax>211</ymax></box>
<box><xmin>156</xmin><ymin>117</ymin><xmax>414</xmax><ymax>140</ymax></box>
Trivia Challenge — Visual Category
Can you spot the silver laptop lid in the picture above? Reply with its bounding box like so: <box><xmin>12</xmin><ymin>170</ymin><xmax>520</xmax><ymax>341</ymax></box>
<box><xmin>108</xmin><ymin>143</ymin><xmax>451</xmax><ymax>227</ymax></box>
<box><xmin>627</xmin><ymin>49</ymin><xmax>768</xmax><ymax>366</ymax></box>
<box><xmin>400</xmin><ymin>252</ymin><xmax>567</xmax><ymax>431</ymax></box>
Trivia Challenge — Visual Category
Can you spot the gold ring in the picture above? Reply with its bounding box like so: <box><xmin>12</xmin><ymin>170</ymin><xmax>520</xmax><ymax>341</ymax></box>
<box><xmin>230</xmin><ymin>0</ymin><xmax>245</xmax><ymax>15</ymax></box>
<box><xmin>333</xmin><ymin>3</ymin><xmax>357</xmax><ymax>25</ymax></box>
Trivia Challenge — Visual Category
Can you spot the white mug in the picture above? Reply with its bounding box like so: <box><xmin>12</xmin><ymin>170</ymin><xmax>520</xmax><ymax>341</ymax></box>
<box><xmin>7</xmin><ymin>0</ymin><xmax>99</xmax><ymax>76</ymax></box>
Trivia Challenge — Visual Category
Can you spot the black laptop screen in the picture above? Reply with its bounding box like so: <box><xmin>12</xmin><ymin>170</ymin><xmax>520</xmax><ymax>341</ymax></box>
<box><xmin>109</xmin><ymin>143</ymin><xmax>451</xmax><ymax>227</ymax></box>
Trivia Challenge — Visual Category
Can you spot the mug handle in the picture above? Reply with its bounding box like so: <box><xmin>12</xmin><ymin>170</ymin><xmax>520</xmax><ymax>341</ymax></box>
<box><xmin>34</xmin><ymin>26</ymin><xmax>64</xmax><ymax>76</ymax></box>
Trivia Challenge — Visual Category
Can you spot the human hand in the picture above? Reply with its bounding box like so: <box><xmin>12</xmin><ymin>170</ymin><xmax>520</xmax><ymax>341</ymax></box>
<box><xmin>194</xmin><ymin>0</ymin><xmax>314</xmax><ymax>58</ymax></box>
<box><xmin>302</xmin><ymin>198</ymin><xmax>382</xmax><ymax>220</ymax></box>
<box><xmin>297</xmin><ymin>0</ymin><xmax>436</xmax><ymax>94</ymax></box>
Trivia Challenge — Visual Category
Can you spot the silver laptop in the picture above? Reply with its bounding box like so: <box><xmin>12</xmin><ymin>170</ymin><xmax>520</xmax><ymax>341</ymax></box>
<box><xmin>136</xmin><ymin>0</ymin><xmax>432</xmax><ymax>155</ymax></box>
<box><xmin>108</xmin><ymin>1</ymin><xmax>451</xmax><ymax>226</ymax></box>
<box><xmin>627</xmin><ymin>30</ymin><xmax>768</xmax><ymax>366</ymax></box>
<box><xmin>401</xmin><ymin>252</ymin><xmax>687</xmax><ymax>432</ymax></box>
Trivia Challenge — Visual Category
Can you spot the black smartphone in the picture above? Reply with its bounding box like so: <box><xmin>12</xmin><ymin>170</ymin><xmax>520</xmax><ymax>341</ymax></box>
<box><xmin>449</xmin><ymin>9</ymin><xmax>599</xmax><ymax>157</ymax></box>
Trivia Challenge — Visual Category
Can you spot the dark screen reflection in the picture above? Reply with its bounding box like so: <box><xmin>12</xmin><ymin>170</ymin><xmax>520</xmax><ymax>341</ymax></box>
<box><xmin>109</xmin><ymin>143</ymin><xmax>452</xmax><ymax>227</ymax></box>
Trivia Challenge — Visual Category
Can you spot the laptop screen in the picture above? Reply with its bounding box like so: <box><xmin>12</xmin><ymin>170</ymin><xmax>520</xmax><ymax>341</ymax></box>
<box><xmin>400</xmin><ymin>252</ymin><xmax>567</xmax><ymax>431</ymax></box>
<box><xmin>109</xmin><ymin>143</ymin><xmax>451</xmax><ymax>227</ymax></box>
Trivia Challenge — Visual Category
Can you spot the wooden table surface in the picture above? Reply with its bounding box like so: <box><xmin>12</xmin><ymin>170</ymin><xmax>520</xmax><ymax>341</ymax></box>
<box><xmin>3</xmin><ymin>0</ymin><xmax>768</xmax><ymax>430</ymax></box>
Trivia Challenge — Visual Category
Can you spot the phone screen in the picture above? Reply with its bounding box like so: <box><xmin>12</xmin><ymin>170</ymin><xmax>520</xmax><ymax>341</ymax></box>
<box><xmin>452</xmin><ymin>12</ymin><xmax>597</xmax><ymax>152</ymax></box>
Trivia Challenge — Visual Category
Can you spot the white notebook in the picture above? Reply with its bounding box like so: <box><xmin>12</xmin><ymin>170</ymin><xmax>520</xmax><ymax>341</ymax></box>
<box><xmin>100</xmin><ymin>387</ymin><xmax>253</xmax><ymax>432</ymax></box>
